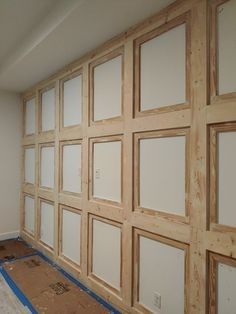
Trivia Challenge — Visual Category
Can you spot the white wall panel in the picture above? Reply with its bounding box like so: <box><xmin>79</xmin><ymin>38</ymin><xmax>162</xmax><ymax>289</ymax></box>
<box><xmin>62</xmin><ymin>144</ymin><xmax>82</xmax><ymax>194</ymax></box>
<box><xmin>92</xmin><ymin>219</ymin><xmax>121</xmax><ymax>290</ymax></box>
<box><xmin>24</xmin><ymin>147</ymin><xmax>35</xmax><ymax>184</ymax></box>
<box><xmin>63</xmin><ymin>75</ymin><xmax>82</xmax><ymax>127</ymax></box>
<box><xmin>93</xmin><ymin>141</ymin><xmax>121</xmax><ymax>202</ymax></box>
<box><xmin>139</xmin><ymin>236</ymin><xmax>185</xmax><ymax>313</ymax></box>
<box><xmin>24</xmin><ymin>195</ymin><xmax>35</xmax><ymax>235</ymax></box>
<box><xmin>140</xmin><ymin>24</ymin><xmax>186</xmax><ymax>111</ymax></box>
<box><xmin>93</xmin><ymin>56</ymin><xmax>122</xmax><ymax>121</ymax></box>
<box><xmin>217</xmin><ymin>0</ymin><xmax>236</xmax><ymax>95</ymax></box>
<box><xmin>140</xmin><ymin>136</ymin><xmax>185</xmax><ymax>215</ymax></box>
<box><xmin>40</xmin><ymin>146</ymin><xmax>54</xmax><ymax>189</ymax></box>
<box><xmin>41</xmin><ymin>88</ymin><xmax>55</xmax><ymax>131</ymax></box>
<box><xmin>25</xmin><ymin>98</ymin><xmax>35</xmax><ymax>135</ymax></box>
<box><xmin>40</xmin><ymin>201</ymin><xmax>54</xmax><ymax>248</ymax></box>
<box><xmin>218</xmin><ymin>131</ymin><xmax>236</xmax><ymax>226</ymax></box>
<box><xmin>218</xmin><ymin>262</ymin><xmax>236</xmax><ymax>314</ymax></box>
<box><xmin>62</xmin><ymin>209</ymin><xmax>81</xmax><ymax>265</ymax></box>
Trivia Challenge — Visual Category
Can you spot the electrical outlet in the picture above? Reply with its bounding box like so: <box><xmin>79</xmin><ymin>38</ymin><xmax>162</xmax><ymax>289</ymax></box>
<box><xmin>153</xmin><ymin>292</ymin><xmax>161</xmax><ymax>311</ymax></box>
<box><xmin>95</xmin><ymin>169</ymin><xmax>100</xmax><ymax>179</ymax></box>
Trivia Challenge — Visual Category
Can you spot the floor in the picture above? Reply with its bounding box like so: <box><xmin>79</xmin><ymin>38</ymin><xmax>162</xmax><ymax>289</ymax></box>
<box><xmin>0</xmin><ymin>239</ymin><xmax>119</xmax><ymax>314</ymax></box>
<box><xmin>0</xmin><ymin>273</ymin><xmax>29</xmax><ymax>313</ymax></box>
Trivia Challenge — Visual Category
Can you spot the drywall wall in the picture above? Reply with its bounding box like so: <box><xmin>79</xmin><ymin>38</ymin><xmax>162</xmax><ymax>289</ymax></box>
<box><xmin>40</xmin><ymin>201</ymin><xmax>54</xmax><ymax>248</ymax></box>
<box><xmin>62</xmin><ymin>144</ymin><xmax>82</xmax><ymax>194</ymax></box>
<box><xmin>140</xmin><ymin>23</ymin><xmax>186</xmax><ymax>111</ymax></box>
<box><xmin>25</xmin><ymin>97</ymin><xmax>35</xmax><ymax>135</ymax></box>
<box><xmin>217</xmin><ymin>0</ymin><xmax>236</xmax><ymax>95</ymax></box>
<box><xmin>93</xmin><ymin>55</ymin><xmax>122</xmax><ymax>121</ymax></box>
<box><xmin>40</xmin><ymin>146</ymin><xmax>55</xmax><ymax>189</ymax></box>
<box><xmin>24</xmin><ymin>147</ymin><xmax>35</xmax><ymax>184</ymax></box>
<box><xmin>24</xmin><ymin>195</ymin><xmax>35</xmax><ymax>235</ymax></box>
<box><xmin>92</xmin><ymin>219</ymin><xmax>121</xmax><ymax>290</ymax></box>
<box><xmin>63</xmin><ymin>74</ymin><xmax>82</xmax><ymax>127</ymax></box>
<box><xmin>140</xmin><ymin>136</ymin><xmax>185</xmax><ymax>215</ymax></box>
<box><xmin>41</xmin><ymin>87</ymin><xmax>55</xmax><ymax>131</ymax></box>
<box><xmin>0</xmin><ymin>90</ymin><xmax>21</xmax><ymax>240</ymax></box>
<box><xmin>61</xmin><ymin>208</ymin><xmax>81</xmax><ymax>265</ymax></box>
<box><xmin>139</xmin><ymin>235</ymin><xmax>185</xmax><ymax>313</ymax></box>
<box><xmin>93</xmin><ymin>140</ymin><xmax>121</xmax><ymax>202</ymax></box>
<box><xmin>218</xmin><ymin>131</ymin><xmax>236</xmax><ymax>226</ymax></box>
<box><xmin>218</xmin><ymin>262</ymin><xmax>236</xmax><ymax>314</ymax></box>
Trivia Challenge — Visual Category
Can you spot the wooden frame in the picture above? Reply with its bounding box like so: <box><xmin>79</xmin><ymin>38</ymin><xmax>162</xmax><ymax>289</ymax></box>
<box><xmin>89</xmin><ymin>47</ymin><xmax>124</xmax><ymax>125</ymax></box>
<box><xmin>208</xmin><ymin>252</ymin><xmax>236</xmax><ymax>314</ymax></box>
<box><xmin>58</xmin><ymin>204</ymin><xmax>82</xmax><ymax>270</ymax></box>
<box><xmin>37</xmin><ymin>198</ymin><xmax>55</xmax><ymax>252</ymax></box>
<box><xmin>59</xmin><ymin>69</ymin><xmax>83</xmax><ymax>131</ymax></box>
<box><xmin>38</xmin><ymin>84</ymin><xmax>56</xmax><ymax>134</ymax></box>
<box><xmin>39</xmin><ymin>142</ymin><xmax>55</xmax><ymax>191</ymax></box>
<box><xmin>209</xmin><ymin>0</ymin><xmax>236</xmax><ymax>105</ymax></box>
<box><xmin>134</xmin><ymin>128</ymin><xmax>190</xmax><ymax>223</ymax></box>
<box><xmin>59</xmin><ymin>139</ymin><xmax>82</xmax><ymax>197</ymax></box>
<box><xmin>209</xmin><ymin>122</ymin><xmax>236</xmax><ymax>233</ymax></box>
<box><xmin>134</xmin><ymin>12</ymin><xmax>191</xmax><ymax>117</ymax></box>
<box><xmin>88</xmin><ymin>214</ymin><xmax>123</xmax><ymax>297</ymax></box>
<box><xmin>133</xmin><ymin>228</ymin><xmax>189</xmax><ymax>313</ymax></box>
<box><xmin>89</xmin><ymin>135</ymin><xmax>123</xmax><ymax>207</ymax></box>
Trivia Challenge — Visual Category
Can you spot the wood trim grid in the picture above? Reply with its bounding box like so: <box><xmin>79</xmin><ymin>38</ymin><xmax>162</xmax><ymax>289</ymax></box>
<box><xmin>19</xmin><ymin>0</ymin><xmax>236</xmax><ymax>313</ymax></box>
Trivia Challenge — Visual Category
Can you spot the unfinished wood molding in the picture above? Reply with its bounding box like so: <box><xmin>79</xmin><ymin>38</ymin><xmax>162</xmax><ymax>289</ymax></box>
<box><xmin>134</xmin><ymin>128</ymin><xmax>190</xmax><ymax>223</ymax></box>
<box><xmin>133</xmin><ymin>228</ymin><xmax>189</xmax><ymax>313</ymax></box>
<box><xmin>58</xmin><ymin>204</ymin><xmax>82</xmax><ymax>271</ymax></box>
<box><xmin>134</xmin><ymin>12</ymin><xmax>191</xmax><ymax>117</ymax></box>
<box><xmin>209</xmin><ymin>122</ymin><xmax>236</xmax><ymax>232</ymax></box>
<box><xmin>209</xmin><ymin>0</ymin><xmax>236</xmax><ymax>104</ymax></box>
<box><xmin>38</xmin><ymin>83</ymin><xmax>56</xmax><ymax>135</ymax></box>
<box><xmin>59</xmin><ymin>139</ymin><xmax>82</xmax><ymax>197</ymax></box>
<box><xmin>88</xmin><ymin>214</ymin><xmax>123</xmax><ymax>297</ymax></box>
<box><xmin>89</xmin><ymin>46</ymin><xmax>124</xmax><ymax>125</ymax></box>
<box><xmin>208</xmin><ymin>252</ymin><xmax>236</xmax><ymax>314</ymax></box>
<box><xmin>89</xmin><ymin>135</ymin><xmax>123</xmax><ymax>206</ymax></box>
<box><xmin>59</xmin><ymin>68</ymin><xmax>83</xmax><ymax>131</ymax></box>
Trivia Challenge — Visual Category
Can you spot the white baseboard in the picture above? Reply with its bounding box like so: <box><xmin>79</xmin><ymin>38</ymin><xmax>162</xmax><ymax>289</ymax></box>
<box><xmin>0</xmin><ymin>231</ymin><xmax>19</xmax><ymax>241</ymax></box>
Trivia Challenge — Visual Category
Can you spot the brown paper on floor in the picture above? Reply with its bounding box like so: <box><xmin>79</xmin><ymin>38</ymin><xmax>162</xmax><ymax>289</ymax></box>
<box><xmin>4</xmin><ymin>255</ymin><xmax>110</xmax><ymax>314</ymax></box>
<box><xmin>0</xmin><ymin>239</ymin><xmax>36</xmax><ymax>262</ymax></box>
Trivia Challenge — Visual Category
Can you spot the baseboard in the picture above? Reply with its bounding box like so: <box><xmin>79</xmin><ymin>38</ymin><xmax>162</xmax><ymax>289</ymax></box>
<box><xmin>0</xmin><ymin>231</ymin><xmax>19</xmax><ymax>241</ymax></box>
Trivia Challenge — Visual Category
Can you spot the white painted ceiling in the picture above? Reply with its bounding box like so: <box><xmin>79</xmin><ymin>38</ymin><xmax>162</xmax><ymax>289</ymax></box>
<box><xmin>0</xmin><ymin>0</ymin><xmax>174</xmax><ymax>92</ymax></box>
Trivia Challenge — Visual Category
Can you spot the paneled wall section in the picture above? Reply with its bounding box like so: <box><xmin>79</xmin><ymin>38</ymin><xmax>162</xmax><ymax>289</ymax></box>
<box><xmin>21</xmin><ymin>0</ymin><xmax>236</xmax><ymax>313</ymax></box>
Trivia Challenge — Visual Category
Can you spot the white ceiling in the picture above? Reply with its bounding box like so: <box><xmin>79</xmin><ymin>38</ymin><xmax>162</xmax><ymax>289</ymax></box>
<box><xmin>0</xmin><ymin>0</ymin><xmax>174</xmax><ymax>92</ymax></box>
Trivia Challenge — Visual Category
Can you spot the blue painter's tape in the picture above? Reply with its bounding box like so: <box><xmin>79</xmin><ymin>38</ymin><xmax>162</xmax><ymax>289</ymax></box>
<box><xmin>0</xmin><ymin>252</ymin><xmax>38</xmax><ymax>265</ymax></box>
<box><xmin>0</xmin><ymin>237</ymin><xmax>121</xmax><ymax>314</ymax></box>
<box><xmin>0</xmin><ymin>267</ymin><xmax>37</xmax><ymax>314</ymax></box>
